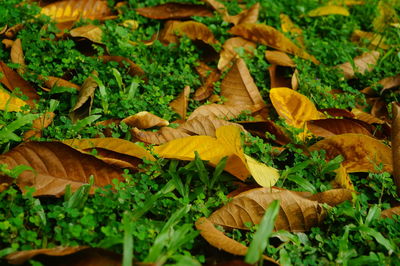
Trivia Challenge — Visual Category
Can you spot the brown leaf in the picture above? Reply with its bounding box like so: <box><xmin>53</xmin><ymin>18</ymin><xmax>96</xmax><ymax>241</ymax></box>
<box><xmin>221</xmin><ymin>58</ymin><xmax>265</xmax><ymax>110</ymax></box>
<box><xmin>0</xmin><ymin>62</ymin><xmax>39</xmax><ymax>108</ymax></box>
<box><xmin>170</xmin><ymin>85</ymin><xmax>190</xmax><ymax>119</ymax></box>
<box><xmin>332</xmin><ymin>164</ymin><xmax>355</xmax><ymax>190</ymax></box>
<box><xmin>265</xmin><ymin>50</ymin><xmax>295</xmax><ymax>67</ymax></box>
<box><xmin>351</xmin><ymin>30</ymin><xmax>389</xmax><ymax>50</ymax></box>
<box><xmin>23</xmin><ymin>112</ymin><xmax>55</xmax><ymax>140</ymax></box>
<box><xmin>269</xmin><ymin>64</ymin><xmax>293</xmax><ymax>89</ymax></box>
<box><xmin>5</xmin><ymin>24</ymin><xmax>24</xmax><ymax>39</ymax></box>
<box><xmin>307</xmin><ymin>188</ymin><xmax>354</xmax><ymax>206</ymax></box>
<box><xmin>188</xmin><ymin>104</ymin><xmax>252</xmax><ymax>121</ymax></box>
<box><xmin>309</xmin><ymin>133</ymin><xmax>392</xmax><ymax>173</ymax></box>
<box><xmin>70</xmin><ymin>24</ymin><xmax>103</xmax><ymax>44</ymax></box>
<box><xmin>225</xmin><ymin>3</ymin><xmax>260</xmax><ymax>25</ymax></box>
<box><xmin>229</xmin><ymin>23</ymin><xmax>319</xmax><ymax>64</ymax></box>
<box><xmin>2</xmin><ymin>39</ymin><xmax>14</xmax><ymax>48</ymax></box>
<box><xmin>10</xmin><ymin>38</ymin><xmax>26</xmax><ymax>75</ymax></box>
<box><xmin>291</xmin><ymin>69</ymin><xmax>299</xmax><ymax>90</ymax></box>
<box><xmin>180</xmin><ymin>115</ymin><xmax>242</xmax><ymax>137</ymax></box>
<box><xmin>121</xmin><ymin>111</ymin><xmax>169</xmax><ymax>129</ymax></box>
<box><xmin>381</xmin><ymin>206</ymin><xmax>400</xmax><ymax>218</ymax></box>
<box><xmin>218</xmin><ymin>37</ymin><xmax>256</xmax><ymax>71</ymax></box>
<box><xmin>307</xmin><ymin>118</ymin><xmax>372</xmax><ymax>137</ymax></box>
<box><xmin>160</xmin><ymin>20</ymin><xmax>218</xmax><ymax>45</ymax></box>
<box><xmin>41</xmin><ymin>0</ymin><xmax>113</xmax><ymax>23</ymax></box>
<box><xmin>363</xmin><ymin>74</ymin><xmax>400</xmax><ymax>96</ymax></box>
<box><xmin>0</xmin><ymin>25</ymin><xmax>7</xmax><ymax>35</ymax></box>
<box><xmin>0</xmin><ymin>142</ymin><xmax>123</xmax><ymax>196</ymax></box>
<box><xmin>239</xmin><ymin>120</ymin><xmax>291</xmax><ymax>145</ymax></box>
<box><xmin>194</xmin><ymin>63</ymin><xmax>220</xmax><ymax>101</ymax></box>
<box><xmin>131</xmin><ymin>126</ymin><xmax>191</xmax><ymax>145</ymax></box>
<box><xmin>208</xmin><ymin>188</ymin><xmax>327</xmax><ymax>232</ymax></box>
<box><xmin>100</xmin><ymin>56</ymin><xmax>145</xmax><ymax>77</ymax></box>
<box><xmin>280</xmin><ymin>14</ymin><xmax>304</xmax><ymax>46</ymax></box>
<box><xmin>335</xmin><ymin>51</ymin><xmax>380</xmax><ymax>79</ymax></box>
<box><xmin>319</xmin><ymin>108</ymin><xmax>355</xmax><ymax>118</ymax></box>
<box><xmin>195</xmin><ymin>217</ymin><xmax>277</xmax><ymax>264</ymax></box>
<box><xmin>40</xmin><ymin>76</ymin><xmax>80</xmax><ymax>91</ymax></box>
<box><xmin>352</xmin><ymin>108</ymin><xmax>385</xmax><ymax>124</ymax></box>
<box><xmin>136</xmin><ymin>3</ymin><xmax>213</xmax><ymax>19</ymax></box>
<box><xmin>69</xmin><ymin>71</ymin><xmax>98</xmax><ymax>122</ymax></box>
<box><xmin>84</xmin><ymin>148</ymin><xmax>142</xmax><ymax>170</ymax></box>
<box><xmin>391</xmin><ymin>103</ymin><xmax>400</xmax><ymax>196</ymax></box>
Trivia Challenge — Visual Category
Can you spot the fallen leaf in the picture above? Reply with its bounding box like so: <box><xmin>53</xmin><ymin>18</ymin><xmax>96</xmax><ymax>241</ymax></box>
<box><xmin>352</xmin><ymin>108</ymin><xmax>385</xmax><ymax>124</ymax></box>
<box><xmin>244</xmin><ymin>154</ymin><xmax>279</xmax><ymax>188</ymax></box>
<box><xmin>280</xmin><ymin>13</ymin><xmax>304</xmax><ymax>46</ymax></box>
<box><xmin>170</xmin><ymin>86</ymin><xmax>190</xmax><ymax>119</ymax></box>
<box><xmin>319</xmin><ymin>108</ymin><xmax>355</xmax><ymax>118</ymax></box>
<box><xmin>291</xmin><ymin>69</ymin><xmax>299</xmax><ymax>90</ymax></box>
<box><xmin>225</xmin><ymin>3</ymin><xmax>260</xmax><ymax>25</ymax></box>
<box><xmin>218</xmin><ymin>37</ymin><xmax>256</xmax><ymax>71</ymax></box>
<box><xmin>63</xmin><ymin>137</ymin><xmax>155</xmax><ymax>161</ymax></box>
<box><xmin>0</xmin><ymin>86</ymin><xmax>28</xmax><ymax>112</ymax></box>
<box><xmin>5</xmin><ymin>24</ymin><xmax>23</xmax><ymax>39</ymax></box>
<box><xmin>121</xmin><ymin>111</ymin><xmax>169</xmax><ymax>129</ymax></box>
<box><xmin>180</xmin><ymin>115</ymin><xmax>242</xmax><ymax>137</ymax></box>
<box><xmin>23</xmin><ymin>112</ymin><xmax>55</xmax><ymax>140</ymax></box>
<box><xmin>86</xmin><ymin>148</ymin><xmax>143</xmax><ymax>170</ymax></box>
<box><xmin>10</xmin><ymin>38</ymin><xmax>26</xmax><ymax>75</ymax></box>
<box><xmin>193</xmin><ymin>64</ymin><xmax>220</xmax><ymax>101</ymax></box>
<box><xmin>335</xmin><ymin>51</ymin><xmax>380</xmax><ymax>79</ymax></box>
<box><xmin>309</xmin><ymin>133</ymin><xmax>392</xmax><ymax>173</ymax></box>
<box><xmin>270</xmin><ymin>87</ymin><xmax>323</xmax><ymax>129</ymax></box>
<box><xmin>0</xmin><ymin>142</ymin><xmax>123</xmax><ymax>196</ymax></box>
<box><xmin>269</xmin><ymin>64</ymin><xmax>293</xmax><ymax>88</ymax></box>
<box><xmin>121</xmin><ymin>20</ymin><xmax>139</xmax><ymax>31</ymax></box>
<box><xmin>0</xmin><ymin>61</ymin><xmax>39</xmax><ymax>108</ymax></box>
<box><xmin>208</xmin><ymin>188</ymin><xmax>327</xmax><ymax>232</ymax></box>
<box><xmin>41</xmin><ymin>0</ymin><xmax>113</xmax><ymax>23</ymax></box>
<box><xmin>70</xmin><ymin>24</ymin><xmax>103</xmax><ymax>44</ymax></box>
<box><xmin>373</xmin><ymin>0</ymin><xmax>399</xmax><ymax>32</ymax></box>
<box><xmin>188</xmin><ymin>103</ymin><xmax>252</xmax><ymax>121</ymax></box>
<box><xmin>229</xmin><ymin>23</ymin><xmax>319</xmax><ymax>64</ymax></box>
<box><xmin>239</xmin><ymin>120</ymin><xmax>291</xmax><ymax>145</ymax></box>
<box><xmin>132</xmin><ymin>126</ymin><xmax>191</xmax><ymax>145</ymax></box>
<box><xmin>136</xmin><ymin>3</ymin><xmax>213</xmax><ymax>19</ymax></box>
<box><xmin>351</xmin><ymin>30</ymin><xmax>389</xmax><ymax>50</ymax></box>
<box><xmin>70</xmin><ymin>71</ymin><xmax>98</xmax><ymax>122</ymax></box>
<box><xmin>220</xmin><ymin>58</ymin><xmax>265</xmax><ymax>109</ymax></box>
<box><xmin>195</xmin><ymin>217</ymin><xmax>277</xmax><ymax>264</ymax></box>
<box><xmin>381</xmin><ymin>206</ymin><xmax>400</xmax><ymax>219</ymax></box>
<box><xmin>391</xmin><ymin>103</ymin><xmax>400</xmax><ymax>196</ymax></box>
<box><xmin>0</xmin><ymin>25</ymin><xmax>7</xmax><ymax>35</ymax></box>
<box><xmin>2</xmin><ymin>39</ymin><xmax>14</xmax><ymax>48</ymax></box>
<box><xmin>307</xmin><ymin>118</ymin><xmax>372</xmax><ymax>137</ymax></box>
<box><xmin>333</xmin><ymin>164</ymin><xmax>355</xmax><ymax>190</ymax></box>
<box><xmin>160</xmin><ymin>20</ymin><xmax>218</xmax><ymax>45</ymax></box>
<box><xmin>265</xmin><ymin>50</ymin><xmax>295</xmax><ymax>67</ymax></box>
<box><xmin>328</xmin><ymin>0</ymin><xmax>365</xmax><ymax>5</ymax></box>
<box><xmin>40</xmin><ymin>76</ymin><xmax>80</xmax><ymax>91</ymax></box>
<box><xmin>100</xmin><ymin>56</ymin><xmax>145</xmax><ymax>77</ymax></box>
<box><xmin>362</xmin><ymin>74</ymin><xmax>400</xmax><ymax>96</ymax></box>
<box><xmin>306</xmin><ymin>188</ymin><xmax>354</xmax><ymax>206</ymax></box>
<box><xmin>307</xmin><ymin>5</ymin><xmax>350</xmax><ymax>16</ymax></box>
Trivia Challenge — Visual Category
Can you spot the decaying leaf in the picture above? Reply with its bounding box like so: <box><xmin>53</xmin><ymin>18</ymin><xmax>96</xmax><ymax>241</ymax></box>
<box><xmin>310</xmin><ymin>133</ymin><xmax>392</xmax><ymax>173</ymax></box>
<box><xmin>69</xmin><ymin>71</ymin><xmax>98</xmax><ymax>123</ymax></box>
<box><xmin>391</xmin><ymin>103</ymin><xmax>400</xmax><ymax>196</ymax></box>
<box><xmin>23</xmin><ymin>112</ymin><xmax>55</xmax><ymax>140</ymax></box>
<box><xmin>41</xmin><ymin>0</ymin><xmax>113</xmax><ymax>23</ymax></box>
<box><xmin>121</xmin><ymin>111</ymin><xmax>169</xmax><ymax>129</ymax></box>
<box><xmin>160</xmin><ymin>20</ymin><xmax>218</xmax><ymax>45</ymax></box>
<box><xmin>269</xmin><ymin>64</ymin><xmax>293</xmax><ymax>89</ymax></box>
<box><xmin>0</xmin><ymin>62</ymin><xmax>39</xmax><ymax>108</ymax></box>
<box><xmin>319</xmin><ymin>108</ymin><xmax>355</xmax><ymax>118</ymax></box>
<box><xmin>180</xmin><ymin>115</ymin><xmax>242</xmax><ymax>137</ymax></box>
<box><xmin>381</xmin><ymin>206</ymin><xmax>400</xmax><ymax>218</ymax></box>
<box><xmin>218</xmin><ymin>37</ymin><xmax>256</xmax><ymax>71</ymax></box>
<box><xmin>333</xmin><ymin>164</ymin><xmax>355</xmax><ymax>190</ymax></box>
<box><xmin>280</xmin><ymin>13</ymin><xmax>304</xmax><ymax>46</ymax></box>
<box><xmin>136</xmin><ymin>3</ymin><xmax>213</xmax><ymax>19</ymax></box>
<box><xmin>100</xmin><ymin>56</ymin><xmax>145</xmax><ymax>77</ymax></box>
<box><xmin>63</xmin><ymin>137</ymin><xmax>155</xmax><ymax>161</ymax></box>
<box><xmin>373</xmin><ymin>0</ymin><xmax>399</xmax><ymax>32</ymax></box>
<box><xmin>307</xmin><ymin>118</ymin><xmax>372</xmax><ymax>137</ymax></box>
<box><xmin>132</xmin><ymin>126</ymin><xmax>191</xmax><ymax>145</ymax></box>
<box><xmin>10</xmin><ymin>38</ymin><xmax>26</xmax><ymax>75</ymax></box>
<box><xmin>188</xmin><ymin>103</ymin><xmax>251</xmax><ymax>121</ymax></box>
<box><xmin>351</xmin><ymin>30</ymin><xmax>389</xmax><ymax>50</ymax></box>
<box><xmin>335</xmin><ymin>51</ymin><xmax>380</xmax><ymax>79</ymax></box>
<box><xmin>195</xmin><ymin>217</ymin><xmax>277</xmax><ymax>264</ymax></box>
<box><xmin>0</xmin><ymin>86</ymin><xmax>28</xmax><ymax>112</ymax></box>
<box><xmin>362</xmin><ymin>74</ymin><xmax>400</xmax><ymax>96</ymax></box>
<box><xmin>270</xmin><ymin>87</ymin><xmax>323</xmax><ymax>129</ymax></box>
<box><xmin>229</xmin><ymin>23</ymin><xmax>319</xmax><ymax>64</ymax></box>
<box><xmin>2</xmin><ymin>39</ymin><xmax>14</xmax><ymax>48</ymax></box>
<box><xmin>224</xmin><ymin>3</ymin><xmax>260</xmax><ymax>25</ymax></box>
<box><xmin>307</xmin><ymin>5</ymin><xmax>350</xmax><ymax>16</ymax></box>
<box><xmin>40</xmin><ymin>76</ymin><xmax>80</xmax><ymax>91</ymax></box>
<box><xmin>0</xmin><ymin>142</ymin><xmax>123</xmax><ymax>197</ymax></box>
<box><xmin>352</xmin><ymin>108</ymin><xmax>385</xmax><ymax>124</ymax></box>
<box><xmin>170</xmin><ymin>86</ymin><xmax>190</xmax><ymax>119</ymax></box>
<box><xmin>193</xmin><ymin>63</ymin><xmax>220</xmax><ymax>101</ymax></box>
<box><xmin>306</xmin><ymin>188</ymin><xmax>354</xmax><ymax>207</ymax></box>
<box><xmin>70</xmin><ymin>24</ymin><xmax>103</xmax><ymax>44</ymax></box>
<box><xmin>265</xmin><ymin>50</ymin><xmax>295</xmax><ymax>67</ymax></box>
<box><xmin>208</xmin><ymin>188</ymin><xmax>327</xmax><ymax>232</ymax></box>
<box><xmin>239</xmin><ymin>120</ymin><xmax>291</xmax><ymax>145</ymax></box>
<box><xmin>220</xmin><ymin>58</ymin><xmax>265</xmax><ymax>110</ymax></box>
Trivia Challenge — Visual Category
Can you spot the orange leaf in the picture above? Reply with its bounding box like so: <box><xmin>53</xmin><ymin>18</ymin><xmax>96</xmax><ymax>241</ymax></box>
<box><xmin>265</xmin><ymin>50</ymin><xmax>295</xmax><ymax>67</ymax></box>
<box><xmin>218</xmin><ymin>37</ymin><xmax>256</xmax><ymax>71</ymax></box>
<box><xmin>121</xmin><ymin>111</ymin><xmax>169</xmax><ymax>129</ymax></box>
<box><xmin>307</xmin><ymin>118</ymin><xmax>372</xmax><ymax>137</ymax></box>
<box><xmin>333</xmin><ymin>164</ymin><xmax>355</xmax><ymax>190</ymax></box>
<box><xmin>309</xmin><ymin>133</ymin><xmax>392</xmax><ymax>173</ymax></box>
<box><xmin>70</xmin><ymin>24</ymin><xmax>103</xmax><ymax>44</ymax></box>
<box><xmin>224</xmin><ymin>3</ymin><xmax>260</xmax><ymax>25</ymax></box>
<box><xmin>229</xmin><ymin>23</ymin><xmax>319</xmax><ymax>64</ymax></box>
<box><xmin>362</xmin><ymin>74</ymin><xmax>400</xmax><ymax>96</ymax></box>
<box><xmin>136</xmin><ymin>3</ymin><xmax>213</xmax><ymax>19</ymax></box>
<box><xmin>351</xmin><ymin>108</ymin><xmax>385</xmax><ymax>124</ymax></box>
<box><xmin>335</xmin><ymin>51</ymin><xmax>380</xmax><ymax>79</ymax></box>
<box><xmin>170</xmin><ymin>85</ymin><xmax>190</xmax><ymax>119</ymax></box>
<box><xmin>381</xmin><ymin>206</ymin><xmax>400</xmax><ymax>219</ymax></box>
<box><xmin>23</xmin><ymin>112</ymin><xmax>55</xmax><ymax>140</ymax></box>
<box><xmin>0</xmin><ymin>142</ymin><xmax>123</xmax><ymax>196</ymax></box>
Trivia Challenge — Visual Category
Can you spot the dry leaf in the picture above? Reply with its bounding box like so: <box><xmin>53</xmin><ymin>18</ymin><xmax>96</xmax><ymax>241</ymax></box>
<box><xmin>40</xmin><ymin>76</ymin><xmax>80</xmax><ymax>91</ymax></box>
<box><xmin>100</xmin><ymin>56</ymin><xmax>145</xmax><ymax>77</ymax></box>
<box><xmin>220</xmin><ymin>58</ymin><xmax>265</xmax><ymax>109</ymax></box>
<box><xmin>391</xmin><ymin>103</ymin><xmax>400</xmax><ymax>196</ymax></box>
<box><xmin>244</xmin><ymin>154</ymin><xmax>279</xmax><ymax>187</ymax></box>
<box><xmin>69</xmin><ymin>71</ymin><xmax>98</xmax><ymax>122</ymax></box>
<box><xmin>188</xmin><ymin>103</ymin><xmax>252</xmax><ymax>121</ymax></box>
<box><xmin>280</xmin><ymin>13</ymin><xmax>304</xmax><ymax>46</ymax></box>
<box><xmin>0</xmin><ymin>86</ymin><xmax>28</xmax><ymax>112</ymax></box>
<box><xmin>265</xmin><ymin>50</ymin><xmax>295</xmax><ymax>67</ymax></box>
<box><xmin>307</xmin><ymin>118</ymin><xmax>372</xmax><ymax>137</ymax></box>
<box><xmin>333</xmin><ymin>164</ymin><xmax>355</xmax><ymax>190</ymax></box>
<box><xmin>229</xmin><ymin>23</ymin><xmax>319</xmax><ymax>64</ymax></box>
<box><xmin>132</xmin><ymin>126</ymin><xmax>191</xmax><ymax>145</ymax></box>
<box><xmin>291</xmin><ymin>69</ymin><xmax>299</xmax><ymax>90</ymax></box>
<box><xmin>136</xmin><ymin>3</ymin><xmax>213</xmax><ymax>19</ymax></box>
<box><xmin>381</xmin><ymin>206</ymin><xmax>400</xmax><ymax>219</ymax></box>
<box><xmin>0</xmin><ymin>142</ymin><xmax>123</xmax><ymax>196</ymax></box>
<box><xmin>208</xmin><ymin>188</ymin><xmax>326</xmax><ymax>232</ymax></box>
<box><xmin>180</xmin><ymin>115</ymin><xmax>242</xmax><ymax>137</ymax></box>
<box><xmin>362</xmin><ymin>74</ymin><xmax>400</xmax><ymax>96</ymax></box>
<box><xmin>0</xmin><ymin>25</ymin><xmax>7</xmax><ymax>35</ymax></box>
<box><xmin>170</xmin><ymin>86</ymin><xmax>190</xmax><ymax>119</ymax></box>
<box><xmin>335</xmin><ymin>51</ymin><xmax>380</xmax><ymax>79</ymax></box>
<box><xmin>2</xmin><ymin>39</ymin><xmax>14</xmax><ymax>48</ymax></box>
<box><xmin>218</xmin><ymin>37</ymin><xmax>256</xmax><ymax>71</ymax></box>
<box><xmin>0</xmin><ymin>61</ymin><xmax>39</xmax><ymax>108</ymax></box>
<box><xmin>160</xmin><ymin>20</ymin><xmax>218</xmax><ymax>45</ymax></box>
<box><xmin>351</xmin><ymin>30</ymin><xmax>389</xmax><ymax>50</ymax></box>
<box><xmin>10</xmin><ymin>38</ymin><xmax>26</xmax><ymax>75</ymax></box>
<box><xmin>373</xmin><ymin>0</ymin><xmax>399</xmax><ymax>32</ymax></box>
<box><xmin>195</xmin><ymin>217</ymin><xmax>277</xmax><ymax>264</ymax></box>
<box><xmin>239</xmin><ymin>120</ymin><xmax>291</xmax><ymax>145</ymax></box>
<box><xmin>352</xmin><ymin>108</ymin><xmax>385</xmax><ymax>124</ymax></box>
<box><xmin>70</xmin><ymin>24</ymin><xmax>103</xmax><ymax>44</ymax></box>
<box><xmin>23</xmin><ymin>112</ymin><xmax>55</xmax><ymax>140</ymax></box>
<box><xmin>41</xmin><ymin>0</ymin><xmax>113</xmax><ymax>23</ymax></box>
<box><xmin>193</xmin><ymin>64</ymin><xmax>220</xmax><ymax>101</ymax></box>
<box><xmin>121</xmin><ymin>20</ymin><xmax>139</xmax><ymax>31</ymax></box>
<box><xmin>62</xmin><ymin>137</ymin><xmax>155</xmax><ymax>161</ymax></box>
<box><xmin>87</xmin><ymin>148</ymin><xmax>143</xmax><ymax>170</ymax></box>
<box><xmin>307</xmin><ymin>5</ymin><xmax>350</xmax><ymax>16</ymax></box>
<box><xmin>309</xmin><ymin>133</ymin><xmax>392</xmax><ymax>173</ymax></box>
<box><xmin>269</xmin><ymin>64</ymin><xmax>293</xmax><ymax>88</ymax></box>
<box><xmin>319</xmin><ymin>108</ymin><xmax>355</xmax><ymax>118</ymax></box>
<box><xmin>5</xmin><ymin>24</ymin><xmax>24</xmax><ymax>39</ymax></box>
<box><xmin>121</xmin><ymin>111</ymin><xmax>169</xmax><ymax>129</ymax></box>
<box><xmin>225</xmin><ymin>3</ymin><xmax>260</xmax><ymax>25</ymax></box>
<box><xmin>270</xmin><ymin>87</ymin><xmax>323</xmax><ymax>129</ymax></box>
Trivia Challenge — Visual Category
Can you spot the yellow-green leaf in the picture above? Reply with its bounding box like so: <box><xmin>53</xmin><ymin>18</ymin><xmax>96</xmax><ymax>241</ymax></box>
<box><xmin>307</xmin><ymin>6</ymin><xmax>350</xmax><ymax>17</ymax></box>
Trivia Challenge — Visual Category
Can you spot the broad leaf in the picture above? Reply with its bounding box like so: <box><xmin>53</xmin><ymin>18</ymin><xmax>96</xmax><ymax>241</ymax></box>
<box><xmin>265</xmin><ymin>50</ymin><xmax>295</xmax><ymax>67</ymax></box>
<box><xmin>180</xmin><ymin>115</ymin><xmax>242</xmax><ymax>137</ymax></box>
<box><xmin>188</xmin><ymin>103</ymin><xmax>252</xmax><ymax>120</ymax></box>
<box><xmin>307</xmin><ymin>118</ymin><xmax>372</xmax><ymax>137</ymax></box>
<box><xmin>70</xmin><ymin>25</ymin><xmax>103</xmax><ymax>44</ymax></box>
<box><xmin>194</xmin><ymin>63</ymin><xmax>220</xmax><ymax>101</ymax></box>
<box><xmin>121</xmin><ymin>111</ymin><xmax>169</xmax><ymax>129</ymax></box>
<box><xmin>132</xmin><ymin>127</ymin><xmax>191</xmax><ymax>145</ymax></box>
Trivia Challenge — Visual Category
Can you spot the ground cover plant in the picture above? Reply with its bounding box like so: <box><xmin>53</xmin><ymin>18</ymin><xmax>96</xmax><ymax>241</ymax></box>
<box><xmin>0</xmin><ymin>0</ymin><xmax>399</xmax><ymax>265</ymax></box>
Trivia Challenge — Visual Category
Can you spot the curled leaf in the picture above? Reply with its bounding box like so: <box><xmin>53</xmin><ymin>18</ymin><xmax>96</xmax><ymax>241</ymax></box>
<box><xmin>333</xmin><ymin>164</ymin><xmax>355</xmax><ymax>190</ymax></box>
<box><xmin>269</xmin><ymin>64</ymin><xmax>293</xmax><ymax>88</ymax></box>
<box><xmin>180</xmin><ymin>115</ymin><xmax>242</xmax><ymax>137</ymax></box>
<box><xmin>265</xmin><ymin>50</ymin><xmax>295</xmax><ymax>67</ymax></box>
<box><xmin>121</xmin><ymin>111</ymin><xmax>169</xmax><ymax>129</ymax></box>
<box><xmin>381</xmin><ymin>206</ymin><xmax>400</xmax><ymax>219</ymax></box>
<box><xmin>136</xmin><ymin>3</ymin><xmax>212</xmax><ymax>19</ymax></box>
<box><xmin>160</xmin><ymin>20</ymin><xmax>218</xmax><ymax>45</ymax></box>
<box><xmin>40</xmin><ymin>76</ymin><xmax>80</xmax><ymax>91</ymax></box>
<box><xmin>352</xmin><ymin>108</ymin><xmax>385</xmax><ymax>124</ymax></box>
<box><xmin>193</xmin><ymin>65</ymin><xmax>220</xmax><ymax>101</ymax></box>
<box><xmin>170</xmin><ymin>86</ymin><xmax>190</xmax><ymax>119</ymax></box>
<box><xmin>70</xmin><ymin>24</ymin><xmax>103</xmax><ymax>44</ymax></box>
<box><xmin>245</xmin><ymin>154</ymin><xmax>279</xmax><ymax>188</ymax></box>
<box><xmin>218</xmin><ymin>37</ymin><xmax>256</xmax><ymax>71</ymax></box>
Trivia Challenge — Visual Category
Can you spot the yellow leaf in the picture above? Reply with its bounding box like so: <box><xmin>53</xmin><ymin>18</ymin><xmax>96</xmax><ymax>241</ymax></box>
<box><xmin>333</xmin><ymin>164</ymin><xmax>355</xmax><ymax>190</ymax></box>
<box><xmin>0</xmin><ymin>86</ymin><xmax>28</xmax><ymax>112</ymax></box>
<box><xmin>307</xmin><ymin>6</ymin><xmax>350</xmax><ymax>17</ymax></box>
<box><xmin>245</xmin><ymin>154</ymin><xmax>279</xmax><ymax>187</ymax></box>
